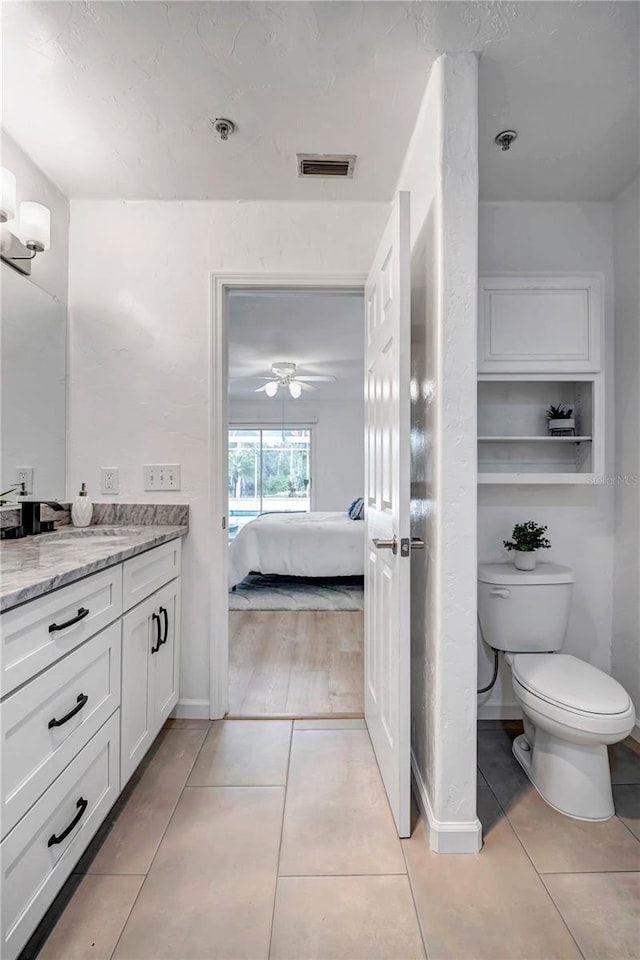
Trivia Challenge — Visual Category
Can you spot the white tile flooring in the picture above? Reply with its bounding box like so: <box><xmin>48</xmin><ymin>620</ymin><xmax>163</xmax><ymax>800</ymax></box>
<box><xmin>19</xmin><ymin>719</ymin><xmax>640</xmax><ymax>960</ymax></box>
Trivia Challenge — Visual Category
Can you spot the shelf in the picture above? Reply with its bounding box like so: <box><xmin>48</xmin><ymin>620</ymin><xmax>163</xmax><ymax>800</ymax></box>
<box><xmin>478</xmin><ymin>436</ymin><xmax>592</xmax><ymax>443</ymax></box>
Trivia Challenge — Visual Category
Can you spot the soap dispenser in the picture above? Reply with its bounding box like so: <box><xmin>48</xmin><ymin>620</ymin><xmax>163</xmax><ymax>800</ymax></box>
<box><xmin>71</xmin><ymin>482</ymin><xmax>93</xmax><ymax>528</ymax></box>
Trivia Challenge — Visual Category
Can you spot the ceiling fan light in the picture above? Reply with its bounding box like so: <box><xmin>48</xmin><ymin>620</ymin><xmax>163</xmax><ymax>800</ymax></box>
<box><xmin>264</xmin><ymin>381</ymin><xmax>279</xmax><ymax>397</ymax></box>
<box><xmin>288</xmin><ymin>381</ymin><xmax>302</xmax><ymax>399</ymax></box>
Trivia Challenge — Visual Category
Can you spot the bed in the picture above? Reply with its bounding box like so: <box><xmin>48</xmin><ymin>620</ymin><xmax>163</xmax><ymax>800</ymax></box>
<box><xmin>228</xmin><ymin>511</ymin><xmax>365</xmax><ymax>588</ymax></box>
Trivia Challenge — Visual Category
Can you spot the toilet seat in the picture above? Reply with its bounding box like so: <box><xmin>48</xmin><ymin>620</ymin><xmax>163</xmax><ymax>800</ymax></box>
<box><xmin>511</xmin><ymin>653</ymin><xmax>632</xmax><ymax>715</ymax></box>
<box><xmin>511</xmin><ymin>654</ymin><xmax>635</xmax><ymax>738</ymax></box>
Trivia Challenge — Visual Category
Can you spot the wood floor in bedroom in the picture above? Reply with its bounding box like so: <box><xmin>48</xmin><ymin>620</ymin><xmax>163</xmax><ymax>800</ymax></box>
<box><xmin>228</xmin><ymin>610</ymin><xmax>364</xmax><ymax>717</ymax></box>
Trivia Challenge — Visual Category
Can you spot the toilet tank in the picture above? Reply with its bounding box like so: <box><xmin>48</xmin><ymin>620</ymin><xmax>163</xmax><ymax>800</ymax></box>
<box><xmin>478</xmin><ymin>563</ymin><xmax>575</xmax><ymax>653</ymax></box>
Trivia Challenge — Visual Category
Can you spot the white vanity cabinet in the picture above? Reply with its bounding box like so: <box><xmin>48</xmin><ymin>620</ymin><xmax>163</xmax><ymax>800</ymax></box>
<box><xmin>120</xmin><ymin>543</ymin><xmax>182</xmax><ymax>787</ymax></box>
<box><xmin>0</xmin><ymin>535</ymin><xmax>183</xmax><ymax>960</ymax></box>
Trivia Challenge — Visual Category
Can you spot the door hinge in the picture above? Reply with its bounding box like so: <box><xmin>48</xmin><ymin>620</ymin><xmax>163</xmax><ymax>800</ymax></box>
<box><xmin>222</xmin><ymin>516</ymin><xmax>227</xmax><ymax>530</ymax></box>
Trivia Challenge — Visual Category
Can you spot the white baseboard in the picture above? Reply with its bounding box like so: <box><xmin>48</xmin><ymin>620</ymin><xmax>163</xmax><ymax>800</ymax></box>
<box><xmin>477</xmin><ymin>702</ymin><xmax>521</xmax><ymax>721</ymax></box>
<box><xmin>410</xmin><ymin>751</ymin><xmax>482</xmax><ymax>854</ymax></box>
<box><xmin>630</xmin><ymin>720</ymin><xmax>640</xmax><ymax>744</ymax></box>
<box><xmin>174</xmin><ymin>698</ymin><xmax>210</xmax><ymax>719</ymax></box>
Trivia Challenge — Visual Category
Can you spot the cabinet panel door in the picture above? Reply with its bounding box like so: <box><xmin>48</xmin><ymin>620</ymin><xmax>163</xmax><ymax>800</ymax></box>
<box><xmin>0</xmin><ymin>712</ymin><xmax>119</xmax><ymax>960</ymax></box>
<box><xmin>479</xmin><ymin>275</ymin><xmax>602</xmax><ymax>372</ymax></box>
<box><xmin>1</xmin><ymin>566</ymin><xmax>122</xmax><ymax>697</ymax></box>
<box><xmin>1</xmin><ymin>621</ymin><xmax>121</xmax><ymax>839</ymax></box>
<box><xmin>151</xmin><ymin>580</ymin><xmax>181</xmax><ymax>735</ymax></box>
<box><xmin>120</xmin><ymin>596</ymin><xmax>156</xmax><ymax>787</ymax></box>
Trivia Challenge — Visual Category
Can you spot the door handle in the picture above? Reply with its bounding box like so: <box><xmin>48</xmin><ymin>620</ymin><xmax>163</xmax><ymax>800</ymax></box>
<box><xmin>49</xmin><ymin>607</ymin><xmax>90</xmax><ymax>633</ymax></box>
<box><xmin>400</xmin><ymin>537</ymin><xmax>425</xmax><ymax>556</ymax></box>
<box><xmin>47</xmin><ymin>797</ymin><xmax>88</xmax><ymax>847</ymax></box>
<box><xmin>373</xmin><ymin>536</ymin><xmax>397</xmax><ymax>555</ymax></box>
<box><xmin>48</xmin><ymin>693</ymin><xmax>89</xmax><ymax>729</ymax></box>
<box><xmin>159</xmin><ymin>606</ymin><xmax>169</xmax><ymax>645</ymax></box>
<box><xmin>151</xmin><ymin>612</ymin><xmax>162</xmax><ymax>654</ymax></box>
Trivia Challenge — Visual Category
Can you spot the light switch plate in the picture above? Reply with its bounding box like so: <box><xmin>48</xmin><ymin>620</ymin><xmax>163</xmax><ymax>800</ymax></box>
<box><xmin>101</xmin><ymin>468</ymin><xmax>119</xmax><ymax>495</ymax></box>
<box><xmin>143</xmin><ymin>464</ymin><xmax>181</xmax><ymax>491</ymax></box>
<box><xmin>15</xmin><ymin>467</ymin><xmax>34</xmax><ymax>495</ymax></box>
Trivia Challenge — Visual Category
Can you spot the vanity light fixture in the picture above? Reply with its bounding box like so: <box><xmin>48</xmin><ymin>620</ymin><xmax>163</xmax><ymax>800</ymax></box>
<box><xmin>0</xmin><ymin>167</ymin><xmax>51</xmax><ymax>277</ymax></box>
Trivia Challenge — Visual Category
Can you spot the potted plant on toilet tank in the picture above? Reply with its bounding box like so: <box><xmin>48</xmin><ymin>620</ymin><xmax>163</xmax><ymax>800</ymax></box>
<box><xmin>503</xmin><ymin>521</ymin><xmax>551</xmax><ymax>571</ymax></box>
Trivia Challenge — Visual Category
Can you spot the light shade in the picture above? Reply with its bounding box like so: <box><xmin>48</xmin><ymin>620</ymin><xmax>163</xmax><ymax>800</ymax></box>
<box><xmin>288</xmin><ymin>381</ymin><xmax>302</xmax><ymax>399</ymax></box>
<box><xmin>265</xmin><ymin>381</ymin><xmax>279</xmax><ymax>397</ymax></box>
<box><xmin>0</xmin><ymin>168</ymin><xmax>16</xmax><ymax>224</ymax></box>
<box><xmin>19</xmin><ymin>201</ymin><xmax>51</xmax><ymax>252</ymax></box>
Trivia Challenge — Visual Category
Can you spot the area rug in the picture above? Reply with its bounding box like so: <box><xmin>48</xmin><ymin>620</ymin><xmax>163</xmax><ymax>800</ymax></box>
<box><xmin>228</xmin><ymin>573</ymin><xmax>364</xmax><ymax>611</ymax></box>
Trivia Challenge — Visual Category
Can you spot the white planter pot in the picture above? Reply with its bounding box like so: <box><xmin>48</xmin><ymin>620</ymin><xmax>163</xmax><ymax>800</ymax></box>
<box><xmin>514</xmin><ymin>551</ymin><xmax>536</xmax><ymax>571</ymax></box>
<box><xmin>548</xmin><ymin>418</ymin><xmax>575</xmax><ymax>434</ymax></box>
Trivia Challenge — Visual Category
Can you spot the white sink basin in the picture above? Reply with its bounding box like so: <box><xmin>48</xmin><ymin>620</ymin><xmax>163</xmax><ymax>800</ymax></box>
<box><xmin>38</xmin><ymin>527</ymin><xmax>137</xmax><ymax>544</ymax></box>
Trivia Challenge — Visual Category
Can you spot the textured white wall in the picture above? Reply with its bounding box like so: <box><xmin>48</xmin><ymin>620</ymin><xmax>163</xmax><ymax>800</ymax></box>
<box><xmin>403</xmin><ymin>53</ymin><xmax>480</xmax><ymax>850</ymax></box>
<box><xmin>612</xmin><ymin>176</ymin><xmax>640</xmax><ymax>736</ymax></box>
<box><xmin>228</xmin><ymin>399</ymin><xmax>364</xmax><ymax>513</ymax></box>
<box><xmin>477</xmin><ymin>201</ymin><xmax>616</xmax><ymax>717</ymax></box>
<box><xmin>1</xmin><ymin>132</ymin><xmax>69</xmax><ymax>305</ymax></box>
<box><xmin>68</xmin><ymin>200</ymin><xmax>387</xmax><ymax>712</ymax></box>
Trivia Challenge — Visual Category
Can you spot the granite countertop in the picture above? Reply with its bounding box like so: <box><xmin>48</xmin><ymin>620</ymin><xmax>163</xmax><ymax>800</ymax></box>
<box><xmin>1</xmin><ymin>524</ymin><xmax>188</xmax><ymax>612</ymax></box>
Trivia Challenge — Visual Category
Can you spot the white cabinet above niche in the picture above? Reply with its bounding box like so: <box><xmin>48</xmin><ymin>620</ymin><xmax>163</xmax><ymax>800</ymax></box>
<box><xmin>478</xmin><ymin>274</ymin><xmax>603</xmax><ymax>373</ymax></box>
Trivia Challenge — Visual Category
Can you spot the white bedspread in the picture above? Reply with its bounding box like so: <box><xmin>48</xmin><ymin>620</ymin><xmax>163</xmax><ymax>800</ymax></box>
<box><xmin>229</xmin><ymin>511</ymin><xmax>365</xmax><ymax>587</ymax></box>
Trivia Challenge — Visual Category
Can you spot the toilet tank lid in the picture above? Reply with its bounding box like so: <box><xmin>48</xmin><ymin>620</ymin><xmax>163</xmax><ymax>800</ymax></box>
<box><xmin>478</xmin><ymin>563</ymin><xmax>575</xmax><ymax>585</ymax></box>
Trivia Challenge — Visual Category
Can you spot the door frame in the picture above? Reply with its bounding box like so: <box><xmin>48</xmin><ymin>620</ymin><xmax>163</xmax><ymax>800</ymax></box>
<box><xmin>208</xmin><ymin>273</ymin><xmax>366</xmax><ymax>719</ymax></box>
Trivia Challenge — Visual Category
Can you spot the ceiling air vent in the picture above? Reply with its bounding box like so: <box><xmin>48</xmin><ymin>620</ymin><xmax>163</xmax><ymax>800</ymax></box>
<box><xmin>297</xmin><ymin>154</ymin><xmax>356</xmax><ymax>179</ymax></box>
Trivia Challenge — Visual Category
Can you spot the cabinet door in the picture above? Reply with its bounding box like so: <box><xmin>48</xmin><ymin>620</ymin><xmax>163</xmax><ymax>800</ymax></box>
<box><xmin>151</xmin><ymin>579</ymin><xmax>181</xmax><ymax>735</ymax></box>
<box><xmin>478</xmin><ymin>275</ymin><xmax>602</xmax><ymax>373</ymax></box>
<box><xmin>120</xmin><ymin>595</ymin><xmax>156</xmax><ymax>787</ymax></box>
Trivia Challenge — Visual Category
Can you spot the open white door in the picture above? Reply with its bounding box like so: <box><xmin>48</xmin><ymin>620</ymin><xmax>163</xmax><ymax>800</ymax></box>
<box><xmin>364</xmin><ymin>191</ymin><xmax>413</xmax><ymax>838</ymax></box>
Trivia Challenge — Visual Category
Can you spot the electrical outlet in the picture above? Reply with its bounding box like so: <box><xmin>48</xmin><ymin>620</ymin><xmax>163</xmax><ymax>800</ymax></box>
<box><xmin>143</xmin><ymin>464</ymin><xmax>181</xmax><ymax>491</ymax></box>
<box><xmin>101</xmin><ymin>468</ymin><xmax>119</xmax><ymax>495</ymax></box>
<box><xmin>15</xmin><ymin>467</ymin><xmax>34</xmax><ymax>495</ymax></box>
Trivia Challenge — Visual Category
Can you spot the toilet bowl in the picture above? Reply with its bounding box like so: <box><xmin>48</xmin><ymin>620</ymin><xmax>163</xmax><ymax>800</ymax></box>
<box><xmin>478</xmin><ymin>563</ymin><xmax>636</xmax><ymax>821</ymax></box>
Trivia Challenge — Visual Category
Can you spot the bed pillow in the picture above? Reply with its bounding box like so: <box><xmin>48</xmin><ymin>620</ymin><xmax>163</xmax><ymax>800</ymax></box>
<box><xmin>348</xmin><ymin>498</ymin><xmax>364</xmax><ymax>520</ymax></box>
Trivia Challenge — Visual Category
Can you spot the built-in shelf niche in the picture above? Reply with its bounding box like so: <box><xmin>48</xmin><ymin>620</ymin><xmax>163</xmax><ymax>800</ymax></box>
<box><xmin>477</xmin><ymin>377</ymin><xmax>602</xmax><ymax>483</ymax></box>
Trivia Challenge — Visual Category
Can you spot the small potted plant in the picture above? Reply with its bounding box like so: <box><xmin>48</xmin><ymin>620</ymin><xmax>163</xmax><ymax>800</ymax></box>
<box><xmin>503</xmin><ymin>521</ymin><xmax>551</xmax><ymax>571</ymax></box>
<box><xmin>546</xmin><ymin>404</ymin><xmax>576</xmax><ymax>437</ymax></box>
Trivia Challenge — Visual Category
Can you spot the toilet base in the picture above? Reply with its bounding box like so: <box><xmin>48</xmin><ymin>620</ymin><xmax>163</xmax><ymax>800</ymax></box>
<box><xmin>512</xmin><ymin>731</ymin><xmax>615</xmax><ymax>821</ymax></box>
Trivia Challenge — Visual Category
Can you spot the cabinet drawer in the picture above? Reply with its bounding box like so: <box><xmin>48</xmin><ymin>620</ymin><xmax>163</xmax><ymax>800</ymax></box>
<box><xmin>1</xmin><ymin>621</ymin><xmax>121</xmax><ymax>838</ymax></box>
<box><xmin>122</xmin><ymin>539</ymin><xmax>181</xmax><ymax>611</ymax></box>
<box><xmin>1</xmin><ymin>567</ymin><xmax>123</xmax><ymax>698</ymax></box>
<box><xmin>0</xmin><ymin>711</ymin><xmax>120</xmax><ymax>960</ymax></box>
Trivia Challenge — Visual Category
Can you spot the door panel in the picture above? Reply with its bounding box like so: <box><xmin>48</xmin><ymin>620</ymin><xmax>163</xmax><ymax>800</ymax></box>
<box><xmin>152</xmin><ymin>580</ymin><xmax>181</xmax><ymax>729</ymax></box>
<box><xmin>364</xmin><ymin>191</ymin><xmax>411</xmax><ymax>837</ymax></box>
<box><xmin>120</xmin><ymin>596</ymin><xmax>154</xmax><ymax>787</ymax></box>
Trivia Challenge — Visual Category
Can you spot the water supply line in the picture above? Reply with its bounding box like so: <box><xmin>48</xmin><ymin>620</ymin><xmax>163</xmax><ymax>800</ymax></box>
<box><xmin>477</xmin><ymin>614</ymin><xmax>500</xmax><ymax>695</ymax></box>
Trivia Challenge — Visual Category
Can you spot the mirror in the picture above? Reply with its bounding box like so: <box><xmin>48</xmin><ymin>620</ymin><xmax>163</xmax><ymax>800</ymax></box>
<box><xmin>1</xmin><ymin>263</ymin><xmax>66</xmax><ymax>500</ymax></box>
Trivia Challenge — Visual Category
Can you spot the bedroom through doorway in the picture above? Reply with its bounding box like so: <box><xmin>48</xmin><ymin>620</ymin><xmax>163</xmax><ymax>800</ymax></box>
<box><xmin>225</xmin><ymin>287</ymin><xmax>366</xmax><ymax>718</ymax></box>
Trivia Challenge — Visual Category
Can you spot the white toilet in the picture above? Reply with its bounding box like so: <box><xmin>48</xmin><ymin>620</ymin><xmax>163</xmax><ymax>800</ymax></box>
<box><xmin>478</xmin><ymin>562</ymin><xmax>636</xmax><ymax>821</ymax></box>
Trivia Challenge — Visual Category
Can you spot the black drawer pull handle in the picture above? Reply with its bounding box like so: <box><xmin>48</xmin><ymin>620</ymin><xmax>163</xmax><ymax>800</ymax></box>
<box><xmin>160</xmin><ymin>606</ymin><xmax>169</xmax><ymax>645</ymax></box>
<box><xmin>47</xmin><ymin>797</ymin><xmax>88</xmax><ymax>847</ymax></box>
<box><xmin>49</xmin><ymin>607</ymin><xmax>90</xmax><ymax>633</ymax></box>
<box><xmin>151</xmin><ymin>612</ymin><xmax>162</xmax><ymax>654</ymax></box>
<box><xmin>48</xmin><ymin>693</ymin><xmax>89</xmax><ymax>729</ymax></box>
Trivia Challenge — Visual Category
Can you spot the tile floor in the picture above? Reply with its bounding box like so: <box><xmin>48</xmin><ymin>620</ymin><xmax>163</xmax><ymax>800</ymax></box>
<box><xmin>19</xmin><ymin>719</ymin><xmax>640</xmax><ymax>960</ymax></box>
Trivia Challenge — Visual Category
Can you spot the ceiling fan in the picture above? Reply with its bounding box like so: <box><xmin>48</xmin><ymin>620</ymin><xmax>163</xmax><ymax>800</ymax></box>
<box><xmin>236</xmin><ymin>362</ymin><xmax>336</xmax><ymax>399</ymax></box>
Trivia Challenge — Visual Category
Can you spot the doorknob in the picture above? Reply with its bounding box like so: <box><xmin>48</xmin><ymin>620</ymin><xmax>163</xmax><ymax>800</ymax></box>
<box><xmin>373</xmin><ymin>536</ymin><xmax>397</xmax><ymax>555</ymax></box>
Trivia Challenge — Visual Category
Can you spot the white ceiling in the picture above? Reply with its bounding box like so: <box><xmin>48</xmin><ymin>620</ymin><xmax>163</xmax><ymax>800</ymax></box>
<box><xmin>228</xmin><ymin>290</ymin><xmax>364</xmax><ymax>401</ymax></box>
<box><xmin>2</xmin><ymin>2</ymin><xmax>638</xmax><ymax>202</ymax></box>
